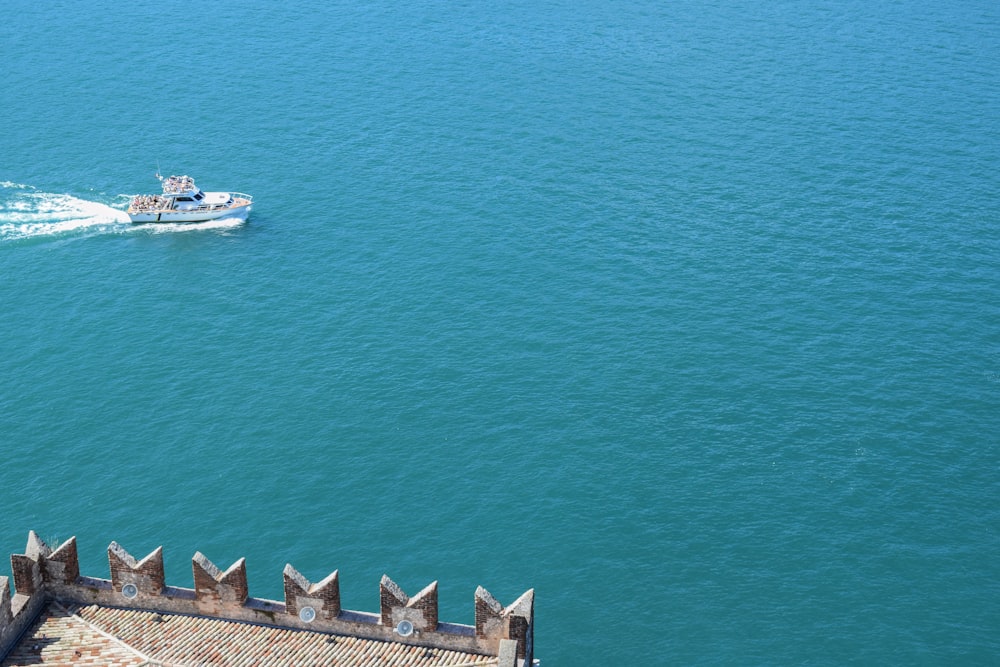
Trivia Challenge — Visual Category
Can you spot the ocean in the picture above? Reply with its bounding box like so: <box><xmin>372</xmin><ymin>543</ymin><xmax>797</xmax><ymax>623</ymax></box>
<box><xmin>1</xmin><ymin>0</ymin><xmax>998</xmax><ymax>663</ymax></box>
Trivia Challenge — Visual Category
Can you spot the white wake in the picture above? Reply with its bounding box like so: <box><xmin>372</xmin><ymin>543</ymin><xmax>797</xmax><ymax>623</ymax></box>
<box><xmin>0</xmin><ymin>182</ymin><xmax>247</xmax><ymax>242</ymax></box>
<box><xmin>137</xmin><ymin>216</ymin><xmax>247</xmax><ymax>234</ymax></box>
<box><xmin>0</xmin><ymin>183</ymin><xmax>130</xmax><ymax>241</ymax></box>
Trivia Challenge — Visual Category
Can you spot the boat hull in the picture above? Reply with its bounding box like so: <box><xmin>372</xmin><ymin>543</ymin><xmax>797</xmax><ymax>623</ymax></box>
<box><xmin>128</xmin><ymin>203</ymin><xmax>251</xmax><ymax>224</ymax></box>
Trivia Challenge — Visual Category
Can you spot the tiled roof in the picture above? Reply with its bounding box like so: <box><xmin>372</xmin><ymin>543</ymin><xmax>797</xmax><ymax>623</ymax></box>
<box><xmin>2</xmin><ymin>602</ymin><xmax>498</xmax><ymax>667</ymax></box>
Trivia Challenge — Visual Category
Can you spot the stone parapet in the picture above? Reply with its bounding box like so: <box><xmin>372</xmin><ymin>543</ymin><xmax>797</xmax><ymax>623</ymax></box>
<box><xmin>284</xmin><ymin>563</ymin><xmax>340</xmax><ymax>621</ymax></box>
<box><xmin>108</xmin><ymin>541</ymin><xmax>164</xmax><ymax>596</ymax></box>
<box><xmin>0</xmin><ymin>532</ymin><xmax>534</xmax><ymax>665</ymax></box>
<box><xmin>380</xmin><ymin>575</ymin><xmax>439</xmax><ymax>632</ymax></box>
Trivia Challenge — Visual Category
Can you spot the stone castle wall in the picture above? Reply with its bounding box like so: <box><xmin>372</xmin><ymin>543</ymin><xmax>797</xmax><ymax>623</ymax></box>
<box><xmin>0</xmin><ymin>532</ymin><xmax>533</xmax><ymax>665</ymax></box>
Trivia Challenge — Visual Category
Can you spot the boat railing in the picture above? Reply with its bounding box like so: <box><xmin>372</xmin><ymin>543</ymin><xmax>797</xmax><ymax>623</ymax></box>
<box><xmin>230</xmin><ymin>192</ymin><xmax>253</xmax><ymax>203</ymax></box>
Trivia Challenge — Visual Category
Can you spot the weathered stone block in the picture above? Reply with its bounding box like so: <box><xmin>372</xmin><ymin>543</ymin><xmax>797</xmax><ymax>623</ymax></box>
<box><xmin>108</xmin><ymin>542</ymin><xmax>165</xmax><ymax>595</ymax></box>
<box><xmin>44</xmin><ymin>537</ymin><xmax>80</xmax><ymax>585</ymax></box>
<box><xmin>497</xmin><ymin>639</ymin><xmax>519</xmax><ymax>667</ymax></box>
<box><xmin>10</xmin><ymin>532</ymin><xmax>51</xmax><ymax>596</ymax></box>
<box><xmin>283</xmin><ymin>564</ymin><xmax>340</xmax><ymax>620</ymax></box>
<box><xmin>474</xmin><ymin>586</ymin><xmax>504</xmax><ymax>639</ymax></box>
<box><xmin>24</xmin><ymin>532</ymin><xmax>51</xmax><ymax>562</ymax></box>
<box><xmin>192</xmin><ymin>552</ymin><xmax>248</xmax><ymax>611</ymax></box>
<box><xmin>380</xmin><ymin>575</ymin><xmax>438</xmax><ymax>632</ymax></box>
<box><xmin>0</xmin><ymin>576</ymin><xmax>12</xmax><ymax>626</ymax></box>
<box><xmin>475</xmin><ymin>587</ymin><xmax>534</xmax><ymax>661</ymax></box>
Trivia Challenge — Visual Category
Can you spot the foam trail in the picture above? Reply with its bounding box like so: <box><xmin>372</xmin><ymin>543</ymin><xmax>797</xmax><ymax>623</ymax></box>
<box><xmin>0</xmin><ymin>183</ymin><xmax>130</xmax><ymax>242</ymax></box>
<box><xmin>137</xmin><ymin>216</ymin><xmax>247</xmax><ymax>234</ymax></box>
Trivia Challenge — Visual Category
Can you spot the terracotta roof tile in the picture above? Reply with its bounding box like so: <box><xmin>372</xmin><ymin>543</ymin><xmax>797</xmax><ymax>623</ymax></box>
<box><xmin>3</xmin><ymin>602</ymin><xmax>497</xmax><ymax>667</ymax></box>
<box><xmin>1</xmin><ymin>604</ymin><xmax>146</xmax><ymax>666</ymax></box>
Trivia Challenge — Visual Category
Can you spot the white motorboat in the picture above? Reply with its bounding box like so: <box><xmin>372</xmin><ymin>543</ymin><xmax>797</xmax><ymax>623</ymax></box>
<box><xmin>128</xmin><ymin>175</ymin><xmax>252</xmax><ymax>223</ymax></box>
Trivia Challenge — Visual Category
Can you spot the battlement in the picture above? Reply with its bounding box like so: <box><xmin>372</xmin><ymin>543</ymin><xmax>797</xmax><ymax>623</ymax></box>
<box><xmin>1</xmin><ymin>532</ymin><xmax>534</xmax><ymax>666</ymax></box>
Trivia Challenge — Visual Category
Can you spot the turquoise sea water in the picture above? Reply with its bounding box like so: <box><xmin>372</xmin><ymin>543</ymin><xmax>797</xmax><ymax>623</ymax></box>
<box><xmin>2</xmin><ymin>1</ymin><xmax>999</xmax><ymax>663</ymax></box>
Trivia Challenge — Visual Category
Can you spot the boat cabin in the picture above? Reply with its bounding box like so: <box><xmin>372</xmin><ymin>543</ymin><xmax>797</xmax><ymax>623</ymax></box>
<box><xmin>161</xmin><ymin>175</ymin><xmax>233</xmax><ymax>210</ymax></box>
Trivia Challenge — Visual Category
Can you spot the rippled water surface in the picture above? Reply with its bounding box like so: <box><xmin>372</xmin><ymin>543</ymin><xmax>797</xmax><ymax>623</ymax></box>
<box><xmin>1</xmin><ymin>1</ymin><xmax>999</xmax><ymax>664</ymax></box>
